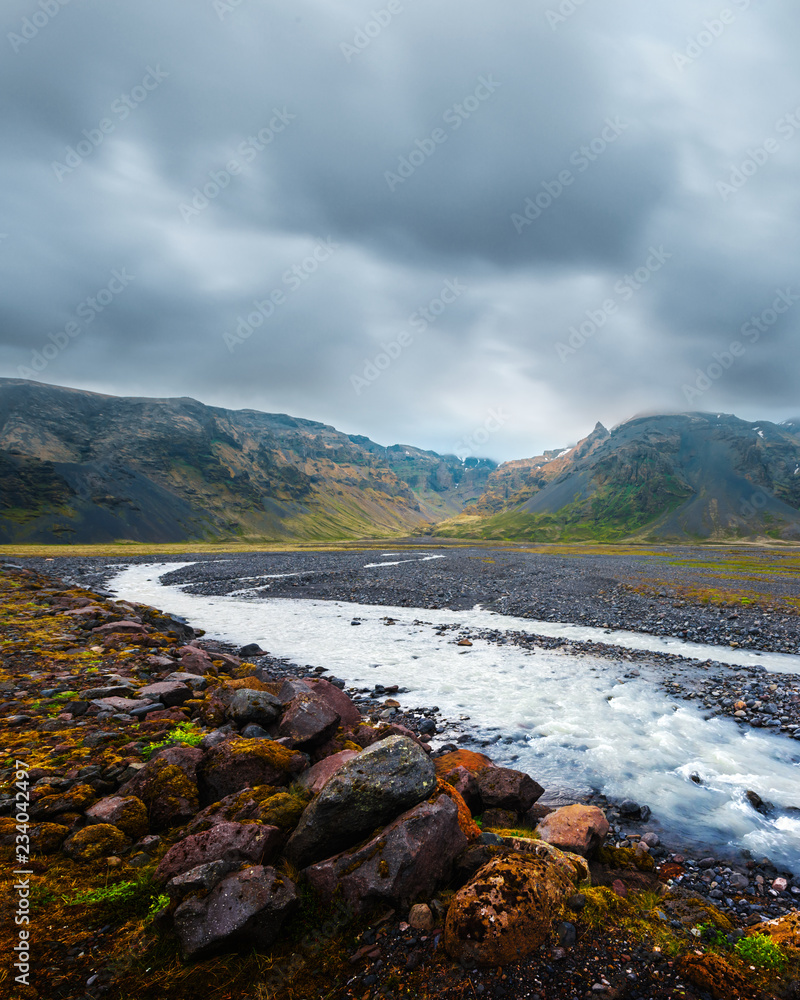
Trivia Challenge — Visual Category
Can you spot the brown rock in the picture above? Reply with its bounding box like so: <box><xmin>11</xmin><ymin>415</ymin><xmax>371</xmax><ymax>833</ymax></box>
<box><xmin>199</xmin><ymin>738</ymin><xmax>308</xmax><ymax>804</ymax></box>
<box><xmin>137</xmin><ymin>681</ymin><xmax>193</xmax><ymax>707</ymax></box>
<box><xmin>301</xmin><ymin>677</ymin><xmax>362</xmax><ymax>727</ymax></box>
<box><xmin>444</xmin><ymin>851</ymin><xmax>578</xmax><ymax>966</ymax></box>
<box><xmin>31</xmin><ymin>783</ymin><xmax>97</xmax><ymax>820</ymax></box>
<box><xmin>91</xmin><ymin>620</ymin><xmax>151</xmax><ymax>635</ymax></box>
<box><xmin>178</xmin><ymin>645</ymin><xmax>216</xmax><ymax>675</ymax></box>
<box><xmin>304</xmin><ymin>796</ymin><xmax>467</xmax><ymax>916</ymax></box>
<box><xmin>408</xmin><ymin>903</ymin><xmax>434</xmax><ymax>931</ymax></box>
<box><xmin>677</xmin><ymin>952</ymin><xmax>748</xmax><ymax>999</ymax></box>
<box><xmin>475</xmin><ymin>766</ymin><xmax>544</xmax><ymax>813</ymax></box>
<box><xmin>85</xmin><ymin>796</ymin><xmax>149</xmax><ymax>839</ymax></box>
<box><xmin>188</xmin><ymin>786</ymin><xmax>308</xmax><ymax>835</ymax></box>
<box><xmin>118</xmin><ymin>746</ymin><xmax>203</xmax><ymax>830</ymax></box>
<box><xmin>297</xmin><ymin>749</ymin><xmax>359</xmax><ymax>794</ymax></box>
<box><xmin>536</xmin><ymin>804</ymin><xmax>610</xmax><ymax>857</ymax></box>
<box><xmin>438</xmin><ymin>764</ymin><xmax>481</xmax><ymax>813</ymax></box>
<box><xmin>278</xmin><ymin>693</ymin><xmax>340</xmax><ymax>748</ymax></box>
<box><xmin>64</xmin><ymin>824</ymin><xmax>131</xmax><ymax>861</ymax></box>
<box><xmin>155</xmin><ymin>821</ymin><xmax>282</xmax><ymax>883</ymax></box>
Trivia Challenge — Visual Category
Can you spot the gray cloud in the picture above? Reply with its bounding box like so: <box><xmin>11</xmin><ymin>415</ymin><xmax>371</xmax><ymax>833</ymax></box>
<box><xmin>1</xmin><ymin>0</ymin><xmax>798</xmax><ymax>461</ymax></box>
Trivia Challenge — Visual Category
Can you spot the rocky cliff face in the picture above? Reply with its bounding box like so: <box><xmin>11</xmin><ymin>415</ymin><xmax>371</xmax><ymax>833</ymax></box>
<box><xmin>0</xmin><ymin>379</ymin><xmax>495</xmax><ymax>543</ymax></box>
<box><xmin>437</xmin><ymin>414</ymin><xmax>800</xmax><ymax>542</ymax></box>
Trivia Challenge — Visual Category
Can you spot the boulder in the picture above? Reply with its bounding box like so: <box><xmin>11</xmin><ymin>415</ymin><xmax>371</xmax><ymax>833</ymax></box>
<box><xmin>90</xmin><ymin>697</ymin><xmax>153</xmax><ymax>714</ymax></box>
<box><xmin>475</xmin><ymin>766</ymin><xmax>543</xmax><ymax>814</ymax></box>
<box><xmin>178</xmin><ymin>645</ymin><xmax>216</xmax><ymax>675</ymax></box>
<box><xmin>85</xmin><ymin>796</ymin><xmax>149</xmax><ymax>839</ymax></box>
<box><xmin>31</xmin><ymin>783</ymin><xmax>97</xmax><ymax>820</ymax></box>
<box><xmin>91</xmin><ymin>620</ymin><xmax>151</xmax><ymax>635</ymax></box>
<box><xmin>166</xmin><ymin>860</ymin><xmax>232</xmax><ymax>899</ymax></box>
<box><xmin>444</xmin><ymin>852</ymin><xmax>578</xmax><ymax>966</ymax></box>
<box><xmin>408</xmin><ymin>903</ymin><xmax>434</xmax><ymax>931</ymax></box>
<box><xmin>278</xmin><ymin>693</ymin><xmax>340</xmax><ymax>748</ymax></box>
<box><xmin>301</xmin><ymin>677</ymin><xmax>362</xmax><ymax>727</ymax></box>
<box><xmin>304</xmin><ymin>796</ymin><xmax>467</xmax><ymax>915</ymax></box>
<box><xmin>438</xmin><ymin>764</ymin><xmax>481</xmax><ymax>813</ymax></box>
<box><xmin>226</xmin><ymin>688</ymin><xmax>281</xmax><ymax>727</ymax></box>
<box><xmin>30</xmin><ymin>823</ymin><xmax>69</xmax><ymax>854</ymax></box>
<box><xmin>285</xmin><ymin>736</ymin><xmax>436</xmax><ymax>868</ymax></box>
<box><xmin>137</xmin><ymin>681</ymin><xmax>193</xmax><ymax>707</ymax></box>
<box><xmin>118</xmin><ymin>746</ymin><xmax>203</xmax><ymax>831</ymax></box>
<box><xmin>155</xmin><ymin>821</ymin><xmax>282</xmax><ymax>883</ymax></box>
<box><xmin>173</xmin><ymin>865</ymin><xmax>297</xmax><ymax>957</ymax></box>
<box><xmin>536</xmin><ymin>805</ymin><xmax>610</xmax><ymax>857</ymax></box>
<box><xmin>188</xmin><ymin>787</ymin><xmax>308</xmax><ymax>835</ymax></box>
<box><xmin>199</xmin><ymin>739</ymin><xmax>308</xmax><ymax>804</ymax></box>
<box><xmin>297</xmin><ymin>749</ymin><xmax>359</xmax><ymax>794</ymax></box>
<box><xmin>64</xmin><ymin>824</ymin><xmax>131</xmax><ymax>862</ymax></box>
<box><xmin>165</xmin><ymin>671</ymin><xmax>208</xmax><ymax>691</ymax></box>
<box><xmin>434</xmin><ymin>749</ymin><xmax>494</xmax><ymax>777</ymax></box>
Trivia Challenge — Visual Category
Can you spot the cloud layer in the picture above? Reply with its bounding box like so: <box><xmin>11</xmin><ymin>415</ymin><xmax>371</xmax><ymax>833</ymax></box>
<box><xmin>1</xmin><ymin>0</ymin><xmax>798</xmax><ymax>460</ymax></box>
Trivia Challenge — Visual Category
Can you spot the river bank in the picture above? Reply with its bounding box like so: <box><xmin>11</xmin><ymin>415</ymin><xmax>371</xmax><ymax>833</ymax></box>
<box><xmin>1</xmin><ymin>561</ymin><xmax>799</xmax><ymax>998</ymax></box>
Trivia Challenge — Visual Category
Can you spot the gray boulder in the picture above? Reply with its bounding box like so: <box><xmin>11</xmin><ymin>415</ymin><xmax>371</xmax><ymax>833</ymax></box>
<box><xmin>304</xmin><ymin>796</ymin><xmax>466</xmax><ymax>916</ymax></box>
<box><xmin>226</xmin><ymin>688</ymin><xmax>281</xmax><ymax>727</ymax></box>
<box><xmin>285</xmin><ymin>735</ymin><xmax>436</xmax><ymax>867</ymax></box>
<box><xmin>173</xmin><ymin>865</ymin><xmax>297</xmax><ymax>957</ymax></box>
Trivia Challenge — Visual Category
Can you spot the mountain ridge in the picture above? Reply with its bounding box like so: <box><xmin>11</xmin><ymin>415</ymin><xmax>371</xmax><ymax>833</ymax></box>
<box><xmin>2</xmin><ymin>379</ymin><xmax>800</xmax><ymax>544</ymax></box>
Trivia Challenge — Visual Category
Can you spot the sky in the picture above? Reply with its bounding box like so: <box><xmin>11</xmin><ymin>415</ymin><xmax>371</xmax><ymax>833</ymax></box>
<box><xmin>1</xmin><ymin>0</ymin><xmax>799</xmax><ymax>462</ymax></box>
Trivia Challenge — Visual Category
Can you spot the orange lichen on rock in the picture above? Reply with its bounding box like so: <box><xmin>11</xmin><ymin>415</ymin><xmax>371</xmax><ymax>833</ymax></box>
<box><xmin>433</xmin><ymin>778</ymin><xmax>481</xmax><ymax>841</ymax></box>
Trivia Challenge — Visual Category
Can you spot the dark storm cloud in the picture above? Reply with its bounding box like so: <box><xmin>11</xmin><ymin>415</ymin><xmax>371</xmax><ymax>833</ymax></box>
<box><xmin>0</xmin><ymin>0</ymin><xmax>798</xmax><ymax>460</ymax></box>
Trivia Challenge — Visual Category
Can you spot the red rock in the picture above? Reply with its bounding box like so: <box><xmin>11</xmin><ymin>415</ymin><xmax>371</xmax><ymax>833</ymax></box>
<box><xmin>118</xmin><ymin>746</ymin><xmax>203</xmax><ymax>830</ymax></box>
<box><xmin>536</xmin><ymin>805</ymin><xmax>610</xmax><ymax>857</ymax></box>
<box><xmin>137</xmin><ymin>680</ymin><xmax>192</xmax><ymax>707</ymax></box>
<box><xmin>438</xmin><ymin>764</ymin><xmax>481</xmax><ymax>812</ymax></box>
<box><xmin>178</xmin><ymin>645</ymin><xmax>216</xmax><ymax>675</ymax></box>
<box><xmin>278</xmin><ymin>693</ymin><xmax>340</xmax><ymax>748</ymax></box>
<box><xmin>301</xmin><ymin>677</ymin><xmax>362</xmax><ymax>727</ymax></box>
<box><xmin>155</xmin><ymin>821</ymin><xmax>282</xmax><ymax>883</ymax></box>
<box><xmin>476</xmin><ymin>766</ymin><xmax>544</xmax><ymax>814</ymax></box>
<box><xmin>85</xmin><ymin>796</ymin><xmax>148</xmax><ymax>838</ymax></box>
<box><xmin>611</xmin><ymin>879</ymin><xmax>628</xmax><ymax>898</ymax></box>
<box><xmin>91</xmin><ymin>620</ymin><xmax>151</xmax><ymax>635</ymax></box>
<box><xmin>298</xmin><ymin>749</ymin><xmax>359</xmax><ymax>794</ymax></box>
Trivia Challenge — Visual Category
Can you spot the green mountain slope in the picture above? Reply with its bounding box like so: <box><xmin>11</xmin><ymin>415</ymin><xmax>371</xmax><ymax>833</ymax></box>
<box><xmin>0</xmin><ymin>379</ymin><xmax>495</xmax><ymax>543</ymax></box>
<box><xmin>435</xmin><ymin>414</ymin><xmax>800</xmax><ymax>542</ymax></box>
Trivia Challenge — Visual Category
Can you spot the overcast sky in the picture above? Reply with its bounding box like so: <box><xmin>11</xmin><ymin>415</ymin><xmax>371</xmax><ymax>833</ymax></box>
<box><xmin>1</xmin><ymin>0</ymin><xmax>798</xmax><ymax>461</ymax></box>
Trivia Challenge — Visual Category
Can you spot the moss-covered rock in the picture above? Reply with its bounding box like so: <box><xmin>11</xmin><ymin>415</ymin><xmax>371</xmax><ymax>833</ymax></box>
<box><xmin>199</xmin><ymin>739</ymin><xmax>308</xmax><ymax>804</ymax></box>
<box><xmin>677</xmin><ymin>952</ymin><xmax>748</xmax><ymax>999</ymax></box>
<box><xmin>85</xmin><ymin>796</ymin><xmax>149</xmax><ymax>839</ymax></box>
<box><xmin>64</xmin><ymin>823</ymin><xmax>131</xmax><ymax>861</ymax></box>
<box><xmin>597</xmin><ymin>844</ymin><xmax>655</xmax><ymax>872</ymax></box>
<box><xmin>32</xmin><ymin>783</ymin><xmax>97</xmax><ymax>819</ymax></box>
<box><xmin>444</xmin><ymin>851</ymin><xmax>578</xmax><ymax>966</ymax></box>
<box><xmin>30</xmin><ymin>822</ymin><xmax>70</xmax><ymax>853</ymax></box>
<box><xmin>118</xmin><ymin>747</ymin><xmax>203</xmax><ymax>830</ymax></box>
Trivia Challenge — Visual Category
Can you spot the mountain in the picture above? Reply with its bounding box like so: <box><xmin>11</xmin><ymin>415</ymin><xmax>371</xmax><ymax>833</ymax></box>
<box><xmin>0</xmin><ymin>379</ymin><xmax>494</xmax><ymax>543</ymax></box>
<box><xmin>3</xmin><ymin>380</ymin><xmax>800</xmax><ymax>544</ymax></box>
<box><xmin>436</xmin><ymin>413</ymin><xmax>800</xmax><ymax>542</ymax></box>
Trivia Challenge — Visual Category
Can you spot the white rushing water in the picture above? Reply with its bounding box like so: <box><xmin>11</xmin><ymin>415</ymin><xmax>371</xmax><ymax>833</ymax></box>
<box><xmin>109</xmin><ymin>561</ymin><xmax>800</xmax><ymax>871</ymax></box>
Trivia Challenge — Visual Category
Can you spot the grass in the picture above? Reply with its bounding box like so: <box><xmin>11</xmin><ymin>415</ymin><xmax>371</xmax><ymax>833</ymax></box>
<box><xmin>736</xmin><ymin>934</ymin><xmax>788</xmax><ymax>971</ymax></box>
<box><xmin>141</xmin><ymin>721</ymin><xmax>204</xmax><ymax>760</ymax></box>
